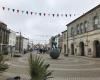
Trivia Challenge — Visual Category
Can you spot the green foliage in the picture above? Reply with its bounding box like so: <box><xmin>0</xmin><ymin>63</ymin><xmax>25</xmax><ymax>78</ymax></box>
<box><xmin>0</xmin><ymin>54</ymin><xmax>8</xmax><ymax>72</ymax></box>
<box><xmin>29</xmin><ymin>53</ymin><xmax>52</xmax><ymax>80</ymax></box>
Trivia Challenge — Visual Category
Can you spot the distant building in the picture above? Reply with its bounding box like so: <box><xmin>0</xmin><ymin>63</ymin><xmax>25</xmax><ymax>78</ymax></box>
<box><xmin>8</xmin><ymin>30</ymin><xmax>16</xmax><ymax>55</ymax></box>
<box><xmin>23</xmin><ymin>37</ymin><xmax>29</xmax><ymax>51</ymax></box>
<box><xmin>48</xmin><ymin>38</ymin><xmax>52</xmax><ymax>49</ymax></box>
<box><xmin>67</xmin><ymin>4</ymin><xmax>100</xmax><ymax>58</ymax></box>
<box><xmin>61</xmin><ymin>30</ymin><xmax>67</xmax><ymax>55</ymax></box>
<box><xmin>0</xmin><ymin>21</ymin><xmax>10</xmax><ymax>54</ymax></box>
<box><xmin>28</xmin><ymin>41</ymin><xmax>33</xmax><ymax>51</ymax></box>
<box><xmin>16</xmin><ymin>35</ymin><xmax>29</xmax><ymax>53</ymax></box>
<box><xmin>55</xmin><ymin>34</ymin><xmax>60</xmax><ymax>48</ymax></box>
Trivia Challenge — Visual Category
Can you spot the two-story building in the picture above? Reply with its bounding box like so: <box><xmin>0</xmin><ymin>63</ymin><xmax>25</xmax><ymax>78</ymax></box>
<box><xmin>67</xmin><ymin>4</ymin><xmax>100</xmax><ymax>58</ymax></box>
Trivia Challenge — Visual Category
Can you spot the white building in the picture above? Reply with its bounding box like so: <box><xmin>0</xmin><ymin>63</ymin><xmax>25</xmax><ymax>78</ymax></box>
<box><xmin>8</xmin><ymin>30</ymin><xmax>16</xmax><ymax>54</ymax></box>
<box><xmin>23</xmin><ymin>37</ymin><xmax>29</xmax><ymax>51</ymax></box>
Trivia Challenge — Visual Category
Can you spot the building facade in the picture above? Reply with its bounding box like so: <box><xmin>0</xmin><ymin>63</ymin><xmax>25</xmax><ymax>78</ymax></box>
<box><xmin>0</xmin><ymin>21</ymin><xmax>10</xmax><ymax>54</ymax></box>
<box><xmin>8</xmin><ymin>30</ymin><xmax>16</xmax><ymax>55</ymax></box>
<box><xmin>61</xmin><ymin>30</ymin><xmax>67</xmax><ymax>55</ymax></box>
<box><xmin>58</xmin><ymin>35</ymin><xmax>63</xmax><ymax>52</ymax></box>
<box><xmin>67</xmin><ymin>4</ymin><xmax>100</xmax><ymax>58</ymax></box>
<box><xmin>16</xmin><ymin>35</ymin><xmax>29</xmax><ymax>53</ymax></box>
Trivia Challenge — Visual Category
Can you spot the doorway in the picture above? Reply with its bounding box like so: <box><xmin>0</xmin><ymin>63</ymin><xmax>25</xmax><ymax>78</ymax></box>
<box><xmin>71</xmin><ymin>43</ymin><xmax>74</xmax><ymax>55</ymax></box>
<box><xmin>93</xmin><ymin>40</ymin><xmax>100</xmax><ymax>57</ymax></box>
<box><xmin>79</xmin><ymin>42</ymin><xmax>85</xmax><ymax>56</ymax></box>
<box><xmin>64</xmin><ymin>44</ymin><xmax>66</xmax><ymax>53</ymax></box>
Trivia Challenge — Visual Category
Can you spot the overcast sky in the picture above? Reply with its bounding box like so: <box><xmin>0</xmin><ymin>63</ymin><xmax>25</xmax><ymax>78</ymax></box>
<box><xmin>0</xmin><ymin>0</ymin><xmax>100</xmax><ymax>44</ymax></box>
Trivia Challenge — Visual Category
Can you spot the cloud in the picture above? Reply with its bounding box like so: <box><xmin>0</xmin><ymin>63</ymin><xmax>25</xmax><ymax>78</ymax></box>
<box><xmin>0</xmin><ymin>0</ymin><xmax>100</xmax><ymax>43</ymax></box>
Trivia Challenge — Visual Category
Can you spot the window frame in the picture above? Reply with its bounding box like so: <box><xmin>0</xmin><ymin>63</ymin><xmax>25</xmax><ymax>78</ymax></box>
<box><xmin>71</xmin><ymin>27</ymin><xmax>74</xmax><ymax>37</ymax></box>
<box><xmin>84</xmin><ymin>21</ymin><xmax>88</xmax><ymax>32</ymax></box>
<box><xmin>80</xmin><ymin>23</ymin><xmax>84</xmax><ymax>33</ymax></box>
<box><xmin>76</xmin><ymin>24</ymin><xmax>80</xmax><ymax>35</ymax></box>
<box><xmin>93</xmin><ymin>16</ymin><xmax>99</xmax><ymax>29</ymax></box>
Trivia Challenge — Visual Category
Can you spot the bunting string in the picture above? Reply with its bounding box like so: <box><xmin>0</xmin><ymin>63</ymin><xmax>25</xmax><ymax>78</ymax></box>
<box><xmin>1</xmin><ymin>6</ymin><xmax>77</xmax><ymax>18</ymax></box>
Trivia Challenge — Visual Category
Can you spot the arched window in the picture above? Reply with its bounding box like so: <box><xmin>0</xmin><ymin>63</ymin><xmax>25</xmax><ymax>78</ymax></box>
<box><xmin>76</xmin><ymin>24</ymin><xmax>80</xmax><ymax>34</ymax></box>
<box><xmin>71</xmin><ymin>27</ymin><xmax>74</xmax><ymax>36</ymax></box>
<box><xmin>93</xmin><ymin>16</ymin><xmax>99</xmax><ymax>29</ymax></box>
<box><xmin>80</xmin><ymin>23</ymin><xmax>84</xmax><ymax>33</ymax></box>
<box><xmin>84</xmin><ymin>21</ymin><xmax>88</xmax><ymax>32</ymax></box>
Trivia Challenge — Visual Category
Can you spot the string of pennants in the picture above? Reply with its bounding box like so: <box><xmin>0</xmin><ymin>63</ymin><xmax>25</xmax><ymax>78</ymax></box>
<box><xmin>1</xmin><ymin>6</ymin><xmax>76</xmax><ymax>18</ymax></box>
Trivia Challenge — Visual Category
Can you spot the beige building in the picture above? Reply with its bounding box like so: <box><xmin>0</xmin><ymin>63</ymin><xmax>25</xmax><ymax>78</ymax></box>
<box><xmin>67</xmin><ymin>4</ymin><xmax>100</xmax><ymax>58</ymax></box>
<box><xmin>61</xmin><ymin>30</ymin><xmax>67</xmax><ymax>55</ymax></box>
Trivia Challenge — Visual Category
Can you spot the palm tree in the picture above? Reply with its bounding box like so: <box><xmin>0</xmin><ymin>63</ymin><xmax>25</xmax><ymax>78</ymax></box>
<box><xmin>28</xmin><ymin>53</ymin><xmax>53</xmax><ymax>80</ymax></box>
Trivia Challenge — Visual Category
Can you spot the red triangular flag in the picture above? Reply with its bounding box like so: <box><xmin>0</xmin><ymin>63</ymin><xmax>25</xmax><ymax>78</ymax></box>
<box><xmin>12</xmin><ymin>9</ymin><xmax>15</xmax><ymax>12</ymax></box>
<box><xmin>17</xmin><ymin>10</ymin><xmax>19</xmax><ymax>13</ymax></box>
<box><xmin>2</xmin><ymin>7</ymin><xmax>5</xmax><ymax>10</ymax></box>
<box><xmin>22</xmin><ymin>11</ymin><xmax>24</xmax><ymax>14</ymax></box>
<box><xmin>39</xmin><ymin>13</ymin><xmax>42</xmax><ymax>16</ymax></box>
<box><xmin>26</xmin><ymin>11</ymin><xmax>28</xmax><ymax>14</ymax></box>
<box><xmin>35</xmin><ymin>12</ymin><xmax>37</xmax><ymax>15</ymax></box>
<box><xmin>57</xmin><ymin>14</ymin><xmax>59</xmax><ymax>17</ymax></box>
<box><xmin>44</xmin><ymin>13</ymin><xmax>46</xmax><ymax>16</ymax></box>
<box><xmin>30</xmin><ymin>12</ymin><xmax>33</xmax><ymax>15</ymax></box>
<box><xmin>8</xmin><ymin>8</ymin><xmax>10</xmax><ymax>11</ymax></box>
<box><xmin>65</xmin><ymin>14</ymin><xmax>67</xmax><ymax>17</ymax></box>
<box><xmin>52</xmin><ymin>14</ymin><xmax>55</xmax><ymax>17</ymax></box>
<box><xmin>70</xmin><ymin>14</ymin><xmax>71</xmax><ymax>17</ymax></box>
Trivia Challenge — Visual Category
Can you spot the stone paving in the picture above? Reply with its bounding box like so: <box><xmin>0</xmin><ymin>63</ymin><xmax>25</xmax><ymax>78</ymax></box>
<box><xmin>1</xmin><ymin>52</ymin><xmax>100</xmax><ymax>80</ymax></box>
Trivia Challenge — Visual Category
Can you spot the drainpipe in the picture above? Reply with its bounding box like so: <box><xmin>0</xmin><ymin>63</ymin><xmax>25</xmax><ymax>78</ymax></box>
<box><xmin>67</xmin><ymin>30</ymin><xmax>69</xmax><ymax>56</ymax></box>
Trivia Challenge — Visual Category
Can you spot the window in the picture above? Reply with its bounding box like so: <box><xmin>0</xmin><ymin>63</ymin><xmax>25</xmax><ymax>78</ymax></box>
<box><xmin>64</xmin><ymin>33</ymin><xmax>66</xmax><ymax>39</ymax></box>
<box><xmin>71</xmin><ymin>27</ymin><xmax>74</xmax><ymax>36</ymax></box>
<box><xmin>77</xmin><ymin>24</ymin><xmax>80</xmax><ymax>34</ymax></box>
<box><xmin>84</xmin><ymin>21</ymin><xmax>88</xmax><ymax>32</ymax></box>
<box><xmin>80</xmin><ymin>23</ymin><xmax>84</xmax><ymax>33</ymax></box>
<box><xmin>93</xmin><ymin>16</ymin><xmax>99</xmax><ymax>29</ymax></box>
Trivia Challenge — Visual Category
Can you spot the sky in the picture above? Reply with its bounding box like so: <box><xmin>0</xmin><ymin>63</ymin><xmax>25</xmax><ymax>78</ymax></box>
<box><xmin>0</xmin><ymin>0</ymin><xmax>100</xmax><ymax>44</ymax></box>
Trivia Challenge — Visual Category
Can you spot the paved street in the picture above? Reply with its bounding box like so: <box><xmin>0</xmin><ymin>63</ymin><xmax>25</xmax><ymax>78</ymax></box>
<box><xmin>1</xmin><ymin>52</ymin><xmax>100</xmax><ymax>80</ymax></box>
